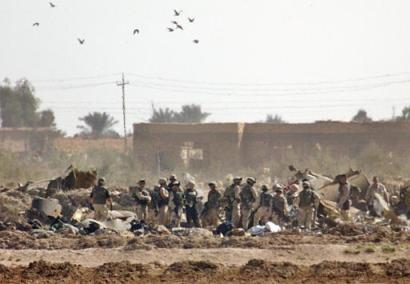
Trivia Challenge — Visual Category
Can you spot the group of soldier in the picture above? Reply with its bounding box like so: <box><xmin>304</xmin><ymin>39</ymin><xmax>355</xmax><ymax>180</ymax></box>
<box><xmin>89</xmin><ymin>173</ymin><xmax>392</xmax><ymax>231</ymax></box>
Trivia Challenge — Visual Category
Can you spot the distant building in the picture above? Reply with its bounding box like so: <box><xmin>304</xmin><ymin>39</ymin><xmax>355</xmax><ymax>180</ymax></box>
<box><xmin>133</xmin><ymin>122</ymin><xmax>410</xmax><ymax>173</ymax></box>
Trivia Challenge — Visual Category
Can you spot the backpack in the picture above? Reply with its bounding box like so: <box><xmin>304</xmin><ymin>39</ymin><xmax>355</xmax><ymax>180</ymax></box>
<box><xmin>173</xmin><ymin>191</ymin><xmax>184</xmax><ymax>207</ymax></box>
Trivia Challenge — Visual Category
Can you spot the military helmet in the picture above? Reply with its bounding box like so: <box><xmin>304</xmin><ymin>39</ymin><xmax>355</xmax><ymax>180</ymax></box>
<box><xmin>98</xmin><ymin>177</ymin><xmax>105</xmax><ymax>185</ymax></box>
<box><xmin>208</xmin><ymin>181</ymin><xmax>217</xmax><ymax>187</ymax></box>
<box><xmin>261</xmin><ymin>184</ymin><xmax>268</xmax><ymax>191</ymax></box>
<box><xmin>158</xmin><ymin>178</ymin><xmax>167</xmax><ymax>185</ymax></box>
<box><xmin>247</xmin><ymin>177</ymin><xmax>256</xmax><ymax>184</ymax></box>
<box><xmin>272</xmin><ymin>183</ymin><xmax>283</xmax><ymax>192</ymax></box>
<box><xmin>233</xmin><ymin>176</ymin><xmax>242</xmax><ymax>181</ymax></box>
<box><xmin>169</xmin><ymin>174</ymin><xmax>177</xmax><ymax>181</ymax></box>
<box><xmin>302</xmin><ymin>181</ymin><xmax>311</xmax><ymax>188</ymax></box>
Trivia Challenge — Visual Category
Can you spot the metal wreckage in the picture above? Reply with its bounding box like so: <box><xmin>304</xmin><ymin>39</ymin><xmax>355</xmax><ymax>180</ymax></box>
<box><xmin>6</xmin><ymin>164</ymin><xmax>410</xmax><ymax>238</ymax></box>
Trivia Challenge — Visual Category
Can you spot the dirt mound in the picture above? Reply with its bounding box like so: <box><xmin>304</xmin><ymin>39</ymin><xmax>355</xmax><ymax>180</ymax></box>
<box><xmin>22</xmin><ymin>260</ymin><xmax>81</xmax><ymax>279</ymax></box>
<box><xmin>0</xmin><ymin>259</ymin><xmax>409</xmax><ymax>283</ymax></box>
<box><xmin>312</xmin><ymin>261</ymin><xmax>372</xmax><ymax>278</ymax></box>
<box><xmin>166</xmin><ymin>260</ymin><xmax>219</xmax><ymax>274</ymax></box>
<box><xmin>385</xmin><ymin>258</ymin><xmax>410</xmax><ymax>277</ymax></box>
<box><xmin>241</xmin><ymin>259</ymin><xmax>300</xmax><ymax>279</ymax></box>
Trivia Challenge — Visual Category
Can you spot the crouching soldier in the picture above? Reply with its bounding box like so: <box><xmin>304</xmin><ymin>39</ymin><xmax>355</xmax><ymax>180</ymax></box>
<box><xmin>130</xmin><ymin>179</ymin><xmax>151</xmax><ymax>221</ymax></box>
<box><xmin>90</xmin><ymin>177</ymin><xmax>112</xmax><ymax>221</ymax></box>
<box><xmin>295</xmin><ymin>181</ymin><xmax>320</xmax><ymax>230</ymax></box>
<box><xmin>184</xmin><ymin>181</ymin><xmax>201</xmax><ymax>227</ymax></box>
<box><xmin>169</xmin><ymin>182</ymin><xmax>184</xmax><ymax>227</ymax></box>
<box><xmin>240</xmin><ymin>177</ymin><xmax>257</xmax><ymax>229</ymax></box>
<box><xmin>253</xmin><ymin>185</ymin><xmax>272</xmax><ymax>225</ymax></box>
<box><xmin>201</xmin><ymin>181</ymin><xmax>222</xmax><ymax>228</ymax></box>
<box><xmin>271</xmin><ymin>185</ymin><xmax>289</xmax><ymax>225</ymax></box>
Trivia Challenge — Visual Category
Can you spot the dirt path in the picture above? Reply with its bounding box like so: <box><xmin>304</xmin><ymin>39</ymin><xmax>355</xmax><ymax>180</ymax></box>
<box><xmin>0</xmin><ymin>243</ymin><xmax>408</xmax><ymax>267</ymax></box>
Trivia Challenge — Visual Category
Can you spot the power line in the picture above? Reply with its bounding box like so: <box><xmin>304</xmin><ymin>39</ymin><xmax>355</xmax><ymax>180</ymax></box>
<box><xmin>126</xmin><ymin>71</ymin><xmax>410</xmax><ymax>87</ymax></box>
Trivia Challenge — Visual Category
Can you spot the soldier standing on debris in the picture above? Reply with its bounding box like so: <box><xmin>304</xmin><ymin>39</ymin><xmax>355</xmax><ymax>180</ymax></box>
<box><xmin>184</xmin><ymin>181</ymin><xmax>201</xmax><ymax>227</ymax></box>
<box><xmin>201</xmin><ymin>181</ymin><xmax>222</xmax><ymax>228</ymax></box>
<box><xmin>253</xmin><ymin>185</ymin><xmax>272</xmax><ymax>225</ymax></box>
<box><xmin>157</xmin><ymin>178</ymin><xmax>170</xmax><ymax>225</ymax></box>
<box><xmin>224</xmin><ymin>177</ymin><xmax>242</xmax><ymax>227</ymax></box>
<box><xmin>271</xmin><ymin>184</ymin><xmax>289</xmax><ymax>225</ymax></box>
<box><xmin>285</xmin><ymin>179</ymin><xmax>300</xmax><ymax>206</ymax></box>
<box><xmin>169</xmin><ymin>181</ymin><xmax>184</xmax><ymax>227</ymax></box>
<box><xmin>89</xmin><ymin>177</ymin><xmax>112</xmax><ymax>221</ymax></box>
<box><xmin>295</xmin><ymin>181</ymin><xmax>320</xmax><ymax>230</ymax></box>
<box><xmin>337</xmin><ymin>175</ymin><xmax>351</xmax><ymax>220</ymax></box>
<box><xmin>240</xmin><ymin>177</ymin><xmax>258</xmax><ymax>229</ymax></box>
<box><xmin>130</xmin><ymin>179</ymin><xmax>151</xmax><ymax>221</ymax></box>
<box><xmin>167</xmin><ymin>174</ymin><xmax>177</xmax><ymax>192</ymax></box>
<box><xmin>366</xmin><ymin>176</ymin><xmax>389</xmax><ymax>215</ymax></box>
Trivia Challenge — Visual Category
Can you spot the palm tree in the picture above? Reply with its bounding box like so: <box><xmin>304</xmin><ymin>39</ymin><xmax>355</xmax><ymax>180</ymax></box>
<box><xmin>149</xmin><ymin>107</ymin><xmax>176</xmax><ymax>123</ymax></box>
<box><xmin>265</xmin><ymin>114</ymin><xmax>285</xmax><ymax>123</ymax></box>
<box><xmin>77</xmin><ymin>112</ymin><xmax>118</xmax><ymax>138</ymax></box>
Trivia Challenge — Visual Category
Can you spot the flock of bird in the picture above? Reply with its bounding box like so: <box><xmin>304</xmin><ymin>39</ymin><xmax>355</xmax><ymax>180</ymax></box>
<box><xmin>32</xmin><ymin>3</ymin><xmax>199</xmax><ymax>45</ymax></box>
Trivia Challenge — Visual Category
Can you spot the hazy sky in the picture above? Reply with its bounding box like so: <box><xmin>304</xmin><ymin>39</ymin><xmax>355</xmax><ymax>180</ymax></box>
<box><xmin>1</xmin><ymin>0</ymin><xmax>410</xmax><ymax>135</ymax></box>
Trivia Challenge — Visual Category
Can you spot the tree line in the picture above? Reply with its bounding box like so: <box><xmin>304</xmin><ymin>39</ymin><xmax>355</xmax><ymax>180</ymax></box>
<box><xmin>1</xmin><ymin>78</ymin><xmax>410</xmax><ymax>139</ymax></box>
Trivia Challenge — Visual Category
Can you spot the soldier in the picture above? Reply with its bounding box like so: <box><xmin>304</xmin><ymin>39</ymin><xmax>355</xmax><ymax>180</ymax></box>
<box><xmin>130</xmin><ymin>179</ymin><xmax>151</xmax><ymax>221</ymax></box>
<box><xmin>184</xmin><ymin>181</ymin><xmax>201</xmax><ymax>227</ymax></box>
<box><xmin>271</xmin><ymin>185</ymin><xmax>289</xmax><ymax>225</ymax></box>
<box><xmin>224</xmin><ymin>176</ymin><xmax>242</xmax><ymax>227</ymax></box>
<box><xmin>253</xmin><ymin>185</ymin><xmax>272</xmax><ymax>225</ymax></box>
<box><xmin>201</xmin><ymin>181</ymin><xmax>222</xmax><ymax>228</ymax></box>
<box><xmin>240</xmin><ymin>177</ymin><xmax>258</xmax><ymax>229</ymax></box>
<box><xmin>337</xmin><ymin>174</ymin><xmax>351</xmax><ymax>220</ymax></box>
<box><xmin>295</xmin><ymin>181</ymin><xmax>320</xmax><ymax>230</ymax></box>
<box><xmin>169</xmin><ymin>181</ymin><xmax>184</xmax><ymax>227</ymax></box>
<box><xmin>157</xmin><ymin>178</ymin><xmax>170</xmax><ymax>225</ymax></box>
<box><xmin>285</xmin><ymin>179</ymin><xmax>300</xmax><ymax>206</ymax></box>
<box><xmin>167</xmin><ymin>174</ymin><xmax>177</xmax><ymax>193</ymax></box>
<box><xmin>89</xmin><ymin>177</ymin><xmax>112</xmax><ymax>221</ymax></box>
<box><xmin>366</xmin><ymin>176</ymin><xmax>389</xmax><ymax>215</ymax></box>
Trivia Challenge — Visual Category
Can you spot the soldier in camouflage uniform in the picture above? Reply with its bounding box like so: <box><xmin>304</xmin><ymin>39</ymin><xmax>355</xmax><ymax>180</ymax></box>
<box><xmin>155</xmin><ymin>178</ymin><xmax>169</xmax><ymax>225</ymax></box>
<box><xmin>169</xmin><ymin>181</ymin><xmax>184</xmax><ymax>227</ymax></box>
<box><xmin>295</xmin><ymin>181</ymin><xmax>320</xmax><ymax>230</ymax></box>
<box><xmin>201</xmin><ymin>181</ymin><xmax>222</xmax><ymax>228</ymax></box>
<box><xmin>223</xmin><ymin>176</ymin><xmax>242</xmax><ymax>227</ymax></box>
<box><xmin>90</xmin><ymin>178</ymin><xmax>112</xmax><ymax>221</ymax></box>
<box><xmin>271</xmin><ymin>184</ymin><xmax>289</xmax><ymax>225</ymax></box>
<box><xmin>184</xmin><ymin>181</ymin><xmax>201</xmax><ymax>227</ymax></box>
<box><xmin>240</xmin><ymin>177</ymin><xmax>258</xmax><ymax>229</ymax></box>
<box><xmin>253</xmin><ymin>185</ymin><xmax>272</xmax><ymax>225</ymax></box>
<box><xmin>130</xmin><ymin>179</ymin><xmax>151</xmax><ymax>221</ymax></box>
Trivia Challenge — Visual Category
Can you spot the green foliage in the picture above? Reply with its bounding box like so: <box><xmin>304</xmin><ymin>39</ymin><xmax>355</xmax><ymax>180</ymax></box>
<box><xmin>352</xmin><ymin>109</ymin><xmax>372</xmax><ymax>123</ymax></box>
<box><xmin>265</xmin><ymin>114</ymin><xmax>285</xmax><ymax>123</ymax></box>
<box><xmin>0</xmin><ymin>78</ymin><xmax>57</xmax><ymax>129</ymax></box>
<box><xmin>77</xmin><ymin>112</ymin><xmax>119</xmax><ymax>138</ymax></box>
<box><xmin>397</xmin><ymin>106</ymin><xmax>410</xmax><ymax>121</ymax></box>
<box><xmin>149</xmin><ymin>104</ymin><xmax>210</xmax><ymax>123</ymax></box>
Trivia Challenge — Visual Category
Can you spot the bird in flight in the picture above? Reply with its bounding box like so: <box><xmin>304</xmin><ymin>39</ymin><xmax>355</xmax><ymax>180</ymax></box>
<box><xmin>176</xmin><ymin>24</ymin><xmax>183</xmax><ymax>30</ymax></box>
<box><xmin>188</xmin><ymin>17</ymin><xmax>195</xmax><ymax>23</ymax></box>
<box><xmin>32</xmin><ymin>22</ymin><xmax>40</xmax><ymax>27</ymax></box>
<box><xmin>174</xmin><ymin>10</ymin><xmax>182</xmax><ymax>16</ymax></box>
<box><xmin>193</xmin><ymin>39</ymin><xmax>199</xmax><ymax>44</ymax></box>
<box><xmin>77</xmin><ymin>38</ymin><xmax>85</xmax><ymax>45</ymax></box>
<box><xmin>133</xmin><ymin>28</ymin><xmax>140</xmax><ymax>35</ymax></box>
<box><xmin>49</xmin><ymin>2</ymin><xmax>56</xmax><ymax>8</ymax></box>
<box><xmin>171</xmin><ymin>21</ymin><xmax>178</xmax><ymax>25</ymax></box>
<box><xmin>167</xmin><ymin>27</ymin><xmax>174</xmax><ymax>32</ymax></box>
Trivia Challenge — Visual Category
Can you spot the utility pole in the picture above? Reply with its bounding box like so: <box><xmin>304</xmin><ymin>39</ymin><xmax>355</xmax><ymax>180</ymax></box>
<box><xmin>117</xmin><ymin>73</ymin><xmax>129</xmax><ymax>152</ymax></box>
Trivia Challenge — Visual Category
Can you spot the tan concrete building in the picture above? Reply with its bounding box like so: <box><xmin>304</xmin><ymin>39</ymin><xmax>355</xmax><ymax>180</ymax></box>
<box><xmin>133</xmin><ymin>121</ymin><xmax>410</xmax><ymax>172</ymax></box>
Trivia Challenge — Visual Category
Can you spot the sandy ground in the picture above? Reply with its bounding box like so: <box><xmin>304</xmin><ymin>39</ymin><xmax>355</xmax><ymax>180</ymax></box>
<box><xmin>0</xmin><ymin>243</ymin><xmax>409</xmax><ymax>268</ymax></box>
